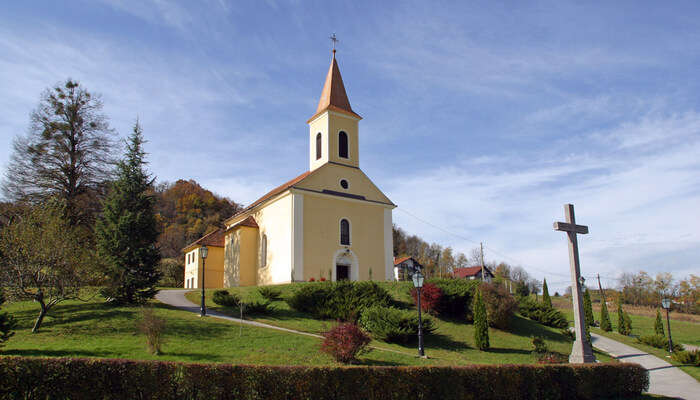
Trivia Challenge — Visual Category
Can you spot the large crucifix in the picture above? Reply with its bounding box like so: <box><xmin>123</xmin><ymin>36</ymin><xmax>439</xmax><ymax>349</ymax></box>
<box><xmin>554</xmin><ymin>203</ymin><xmax>596</xmax><ymax>363</ymax></box>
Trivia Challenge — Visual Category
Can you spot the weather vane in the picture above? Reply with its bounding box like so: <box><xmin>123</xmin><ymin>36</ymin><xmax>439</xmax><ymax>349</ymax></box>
<box><xmin>329</xmin><ymin>33</ymin><xmax>339</xmax><ymax>52</ymax></box>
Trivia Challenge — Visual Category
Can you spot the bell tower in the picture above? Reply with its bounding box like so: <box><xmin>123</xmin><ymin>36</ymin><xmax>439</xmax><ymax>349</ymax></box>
<box><xmin>308</xmin><ymin>49</ymin><xmax>362</xmax><ymax>172</ymax></box>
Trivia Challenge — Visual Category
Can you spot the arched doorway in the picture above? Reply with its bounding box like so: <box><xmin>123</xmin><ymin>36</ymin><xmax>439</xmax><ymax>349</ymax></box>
<box><xmin>332</xmin><ymin>249</ymin><xmax>358</xmax><ymax>281</ymax></box>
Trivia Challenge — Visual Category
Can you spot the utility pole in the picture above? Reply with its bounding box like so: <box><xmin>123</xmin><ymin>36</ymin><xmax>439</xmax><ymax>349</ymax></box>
<box><xmin>480</xmin><ymin>242</ymin><xmax>485</xmax><ymax>281</ymax></box>
<box><xmin>597</xmin><ymin>273</ymin><xmax>606</xmax><ymax>303</ymax></box>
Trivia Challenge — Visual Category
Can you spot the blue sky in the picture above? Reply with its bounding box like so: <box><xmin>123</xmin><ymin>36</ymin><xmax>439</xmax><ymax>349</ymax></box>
<box><xmin>2</xmin><ymin>1</ymin><xmax>699</xmax><ymax>292</ymax></box>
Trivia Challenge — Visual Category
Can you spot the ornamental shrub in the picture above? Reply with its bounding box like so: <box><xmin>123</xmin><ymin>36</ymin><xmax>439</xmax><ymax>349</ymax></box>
<box><xmin>136</xmin><ymin>307</ymin><xmax>166</xmax><ymax>355</ymax></box>
<box><xmin>542</xmin><ymin>278</ymin><xmax>552</xmax><ymax>309</ymax></box>
<box><xmin>287</xmin><ymin>281</ymin><xmax>392</xmax><ymax>321</ymax></box>
<box><xmin>636</xmin><ymin>334</ymin><xmax>666</xmax><ymax>349</ymax></box>
<box><xmin>430</xmin><ymin>278</ymin><xmax>481</xmax><ymax>319</ymax></box>
<box><xmin>479</xmin><ymin>282</ymin><xmax>518</xmax><ymax>330</ymax></box>
<box><xmin>257</xmin><ymin>287</ymin><xmax>282</xmax><ymax>302</ymax></box>
<box><xmin>473</xmin><ymin>289</ymin><xmax>489</xmax><ymax>351</ymax></box>
<box><xmin>358</xmin><ymin>306</ymin><xmax>435</xmax><ymax>343</ymax></box>
<box><xmin>654</xmin><ymin>309</ymin><xmax>665</xmax><ymax>336</ymax></box>
<box><xmin>212</xmin><ymin>290</ymin><xmax>240</xmax><ymax>307</ymax></box>
<box><xmin>583</xmin><ymin>289</ymin><xmax>595</xmax><ymax>327</ymax></box>
<box><xmin>599</xmin><ymin>300</ymin><xmax>612</xmax><ymax>332</ymax></box>
<box><xmin>617</xmin><ymin>302</ymin><xmax>633</xmax><ymax>336</ymax></box>
<box><xmin>320</xmin><ymin>322</ymin><xmax>371</xmax><ymax>364</ymax></box>
<box><xmin>242</xmin><ymin>300</ymin><xmax>275</xmax><ymax>316</ymax></box>
<box><xmin>519</xmin><ymin>297</ymin><xmax>568</xmax><ymax>329</ymax></box>
<box><xmin>409</xmin><ymin>282</ymin><xmax>443</xmax><ymax>314</ymax></box>
<box><xmin>672</xmin><ymin>350</ymin><xmax>700</xmax><ymax>366</ymax></box>
<box><xmin>0</xmin><ymin>356</ymin><xmax>650</xmax><ymax>399</ymax></box>
<box><xmin>532</xmin><ymin>336</ymin><xmax>548</xmax><ymax>354</ymax></box>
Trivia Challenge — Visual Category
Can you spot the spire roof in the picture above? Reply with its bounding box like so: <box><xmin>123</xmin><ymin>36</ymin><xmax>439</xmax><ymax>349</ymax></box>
<box><xmin>308</xmin><ymin>51</ymin><xmax>362</xmax><ymax>122</ymax></box>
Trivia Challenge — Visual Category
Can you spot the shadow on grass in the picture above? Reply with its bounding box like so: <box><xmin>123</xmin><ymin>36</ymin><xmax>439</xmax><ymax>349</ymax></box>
<box><xmin>419</xmin><ymin>333</ymin><xmax>471</xmax><ymax>352</ymax></box>
<box><xmin>510</xmin><ymin>315</ymin><xmax>570</xmax><ymax>343</ymax></box>
<box><xmin>359</xmin><ymin>357</ymin><xmax>408</xmax><ymax>366</ymax></box>
<box><xmin>487</xmin><ymin>347</ymin><xmax>534</xmax><ymax>356</ymax></box>
<box><xmin>2</xmin><ymin>349</ymin><xmax>115</xmax><ymax>358</ymax></box>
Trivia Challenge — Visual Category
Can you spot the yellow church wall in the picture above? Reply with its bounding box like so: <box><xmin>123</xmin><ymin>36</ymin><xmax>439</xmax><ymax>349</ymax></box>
<box><xmin>238</xmin><ymin>226</ymin><xmax>259</xmax><ymax>286</ymax></box>
<box><xmin>301</xmin><ymin>192</ymin><xmax>387</xmax><ymax>281</ymax></box>
<box><xmin>251</xmin><ymin>192</ymin><xmax>294</xmax><ymax>285</ymax></box>
<box><xmin>295</xmin><ymin>163</ymin><xmax>393</xmax><ymax>205</ymax></box>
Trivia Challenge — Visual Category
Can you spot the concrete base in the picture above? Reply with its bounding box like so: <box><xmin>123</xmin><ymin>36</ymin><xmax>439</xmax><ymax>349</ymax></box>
<box><xmin>569</xmin><ymin>339</ymin><xmax>596</xmax><ymax>363</ymax></box>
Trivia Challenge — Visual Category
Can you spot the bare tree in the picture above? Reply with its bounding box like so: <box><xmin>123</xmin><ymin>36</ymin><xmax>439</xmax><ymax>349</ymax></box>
<box><xmin>2</xmin><ymin>79</ymin><xmax>117</xmax><ymax>227</ymax></box>
<box><xmin>0</xmin><ymin>200</ymin><xmax>98</xmax><ymax>332</ymax></box>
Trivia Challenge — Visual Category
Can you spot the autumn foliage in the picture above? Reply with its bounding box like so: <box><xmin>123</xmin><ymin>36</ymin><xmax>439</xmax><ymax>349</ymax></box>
<box><xmin>410</xmin><ymin>282</ymin><xmax>443</xmax><ymax>314</ymax></box>
<box><xmin>320</xmin><ymin>322</ymin><xmax>371</xmax><ymax>364</ymax></box>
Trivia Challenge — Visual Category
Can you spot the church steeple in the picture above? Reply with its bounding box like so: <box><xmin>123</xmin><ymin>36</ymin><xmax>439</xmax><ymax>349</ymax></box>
<box><xmin>309</xmin><ymin>50</ymin><xmax>362</xmax><ymax>122</ymax></box>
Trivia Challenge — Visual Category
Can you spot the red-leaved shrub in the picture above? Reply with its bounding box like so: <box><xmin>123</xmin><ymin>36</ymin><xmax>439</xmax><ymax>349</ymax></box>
<box><xmin>410</xmin><ymin>282</ymin><xmax>443</xmax><ymax>314</ymax></box>
<box><xmin>320</xmin><ymin>322</ymin><xmax>371</xmax><ymax>364</ymax></box>
<box><xmin>320</xmin><ymin>277</ymin><xmax>326</xmax><ymax>282</ymax></box>
<box><xmin>309</xmin><ymin>277</ymin><xmax>315</xmax><ymax>282</ymax></box>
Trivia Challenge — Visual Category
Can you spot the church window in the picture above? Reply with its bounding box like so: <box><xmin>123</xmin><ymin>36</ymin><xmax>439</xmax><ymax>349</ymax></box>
<box><xmin>260</xmin><ymin>234</ymin><xmax>267</xmax><ymax>268</ymax></box>
<box><xmin>339</xmin><ymin>131</ymin><xmax>348</xmax><ymax>158</ymax></box>
<box><xmin>340</xmin><ymin>179</ymin><xmax>349</xmax><ymax>189</ymax></box>
<box><xmin>340</xmin><ymin>219</ymin><xmax>350</xmax><ymax>245</ymax></box>
<box><xmin>316</xmin><ymin>133</ymin><xmax>322</xmax><ymax>160</ymax></box>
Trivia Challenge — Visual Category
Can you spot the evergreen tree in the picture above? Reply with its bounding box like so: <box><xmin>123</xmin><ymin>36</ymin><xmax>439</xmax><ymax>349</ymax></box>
<box><xmin>542</xmin><ymin>278</ymin><xmax>552</xmax><ymax>309</ymax></box>
<box><xmin>0</xmin><ymin>290</ymin><xmax>17</xmax><ymax>346</ymax></box>
<box><xmin>473</xmin><ymin>289</ymin><xmax>489</xmax><ymax>351</ymax></box>
<box><xmin>654</xmin><ymin>309</ymin><xmax>665</xmax><ymax>336</ymax></box>
<box><xmin>617</xmin><ymin>300</ymin><xmax>632</xmax><ymax>335</ymax></box>
<box><xmin>599</xmin><ymin>299</ymin><xmax>612</xmax><ymax>332</ymax></box>
<box><xmin>96</xmin><ymin>121</ymin><xmax>161</xmax><ymax>305</ymax></box>
<box><xmin>583</xmin><ymin>289</ymin><xmax>595</xmax><ymax>327</ymax></box>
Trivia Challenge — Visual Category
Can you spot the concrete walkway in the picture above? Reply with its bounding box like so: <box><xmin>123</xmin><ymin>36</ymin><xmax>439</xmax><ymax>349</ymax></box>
<box><xmin>591</xmin><ymin>333</ymin><xmax>700</xmax><ymax>399</ymax></box>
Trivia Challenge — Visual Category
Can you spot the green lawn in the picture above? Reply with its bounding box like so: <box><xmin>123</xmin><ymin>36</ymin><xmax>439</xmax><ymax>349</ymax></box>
<box><xmin>185</xmin><ymin>282</ymin><xmax>613</xmax><ymax>365</ymax></box>
<box><xmin>557</xmin><ymin>307</ymin><xmax>700</xmax><ymax>381</ymax></box>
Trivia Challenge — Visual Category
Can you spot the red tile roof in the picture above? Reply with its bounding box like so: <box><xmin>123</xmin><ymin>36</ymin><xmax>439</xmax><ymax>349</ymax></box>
<box><xmin>394</xmin><ymin>256</ymin><xmax>412</xmax><ymax>265</ymax></box>
<box><xmin>454</xmin><ymin>266</ymin><xmax>492</xmax><ymax>279</ymax></box>
<box><xmin>182</xmin><ymin>228</ymin><xmax>225</xmax><ymax>251</ymax></box>
<box><xmin>226</xmin><ymin>215</ymin><xmax>258</xmax><ymax>231</ymax></box>
<box><xmin>307</xmin><ymin>52</ymin><xmax>362</xmax><ymax>123</ymax></box>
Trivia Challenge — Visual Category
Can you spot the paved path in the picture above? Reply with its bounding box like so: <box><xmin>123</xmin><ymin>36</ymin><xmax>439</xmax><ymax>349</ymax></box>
<box><xmin>591</xmin><ymin>333</ymin><xmax>700</xmax><ymax>399</ymax></box>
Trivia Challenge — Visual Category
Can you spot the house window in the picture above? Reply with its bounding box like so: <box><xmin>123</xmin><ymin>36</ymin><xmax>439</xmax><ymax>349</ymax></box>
<box><xmin>338</xmin><ymin>131</ymin><xmax>348</xmax><ymax>158</ymax></box>
<box><xmin>340</xmin><ymin>219</ymin><xmax>350</xmax><ymax>245</ymax></box>
<box><xmin>260</xmin><ymin>234</ymin><xmax>267</xmax><ymax>268</ymax></box>
<box><xmin>316</xmin><ymin>133</ymin><xmax>322</xmax><ymax>160</ymax></box>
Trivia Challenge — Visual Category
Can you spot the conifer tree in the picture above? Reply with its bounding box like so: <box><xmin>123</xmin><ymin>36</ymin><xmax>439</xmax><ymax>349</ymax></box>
<box><xmin>542</xmin><ymin>278</ymin><xmax>552</xmax><ymax>309</ymax></box>
<box><xmin>599</xmin><ymin>299</ymin><xmax>612</xmax><ymax>332</ymax></box>
<box><xmin>617</xmin><ymin>300</ymin><xmax>632</xmax><ymax>335</ymax></box>
<box><xmin>473</xmin><ymin>288</ymin><xmax>489</xmax><ymax>351</ymax></box>
<box><xmin>96</xmin><ymin>121</ymin><xmax>161</xmax><ymax>305</ymax></box>
<box><xmin>0</xmin><ymin>290</ymin><xmax>17</xmax><ymax>346</ymax></box>
<box><xmin>583</xmin><ymin>289</ymin><xmax>595</xmax><ymax>327</ymax></box>
<box><xmin>654</xmin><ymin>309</ymin><xmax>665</xmax><ymax>336</ymax></box>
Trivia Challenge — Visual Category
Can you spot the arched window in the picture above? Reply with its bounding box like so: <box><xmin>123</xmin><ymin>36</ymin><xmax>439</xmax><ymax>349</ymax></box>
<box><xmin>340</xmin><ymin>219</ymin><xmax>350</xmax><ymax>245</ymax></box>
<box><xmin>315</xmin><ymin>132</ymin><xmax>322</xmax><ymax>160</ymax></box>
<box><xmin>260</xmin><ymin>234</ymin><xmax>267</xmax><ymax>268</ymax></box>
<box><xmin>338</xmin><ymin>131</ymin><xmax>348</xmax><ymax>158</ymax></box>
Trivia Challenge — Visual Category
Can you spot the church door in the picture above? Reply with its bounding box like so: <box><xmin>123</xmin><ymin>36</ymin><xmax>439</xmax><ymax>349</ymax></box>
<box><xmin>336</xmin><ymin>264</ymin><xmax>350</xmax><ymax>281</ymax></box>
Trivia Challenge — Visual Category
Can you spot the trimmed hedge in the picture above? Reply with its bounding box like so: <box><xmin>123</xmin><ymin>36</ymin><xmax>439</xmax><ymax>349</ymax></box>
<box><xmin>359</xmin><ymin>305</ymin><xmax>435</xmax><ymax>343</ymax></box>
<box><xmin>519</xmin><ymin>297</ymin><xmax>569</xmax><ymax>329</ymax></box>
<box><xmin>0</xmin><ymin>356</ymin><xmax>648</xmax><ymax>400</ymax></box>
<box><xmin>287</xmin><ymin>281</ymin><xmax>393</xmax><ymax>321</ymax></box>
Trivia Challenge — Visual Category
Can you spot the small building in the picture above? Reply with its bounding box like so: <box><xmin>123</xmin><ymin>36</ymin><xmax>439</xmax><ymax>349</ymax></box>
<box><xmin>393</xmin><ymin>256</ymin><xmax>423</xmax><ymax>281</ymax></box>
<box><xmin>454</xmin><ymin>266</ymin><xmax>494</xmax><ymax>282</ymax></box>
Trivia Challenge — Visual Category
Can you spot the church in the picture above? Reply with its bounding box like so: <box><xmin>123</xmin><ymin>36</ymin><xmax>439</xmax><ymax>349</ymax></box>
<box><xmin>183</xmin><ymin>50</ymin><xmax>396</xmax><ymax>288</ymax></box>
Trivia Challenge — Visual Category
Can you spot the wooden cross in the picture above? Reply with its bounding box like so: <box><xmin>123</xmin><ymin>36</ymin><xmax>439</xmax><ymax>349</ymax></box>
<box><xmin>329</xmin><ymin>33</ymin><xmax>339</xmax><ymax>51</ymax></box>
<box><xmin>554</xmin><ymin>204</ymin><xmax>596</xmax><ymax>363</ymax></box>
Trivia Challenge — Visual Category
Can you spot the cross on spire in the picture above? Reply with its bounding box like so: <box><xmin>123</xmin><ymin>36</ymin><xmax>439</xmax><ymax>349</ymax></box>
<box><xmin>329</xmin><ymin>33</ymin><xmax>339</xmax><ymax>54</ymax></box>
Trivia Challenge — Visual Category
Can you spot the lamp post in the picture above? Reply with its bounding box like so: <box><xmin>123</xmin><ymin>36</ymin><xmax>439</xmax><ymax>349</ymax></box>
<box><xmin>200</xmin><ymin>245</ymin><xmax>208</xmax><ymax>317</ymax></box>
<box><xmin>412</xmin><ymin>270</ymin><xmax>425</xmax><ymax>357</ymax></box>
<box><xmin>661</xmin><ymin>298</ymin><xmax>673</xmax><ymax>352</ymax></box>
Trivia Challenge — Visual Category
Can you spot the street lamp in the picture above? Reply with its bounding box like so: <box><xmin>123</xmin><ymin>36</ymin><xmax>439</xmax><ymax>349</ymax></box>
<box><xmin>661</xmin><ymin>298</ymin><xmax>673</xmax><ymax>352</ymax></box>
<box><xmin>200</xmin><ymin>245</ymin><xmax>208</xmax><ymax>317</ymax></box>
<box><xmin>412</xmin><ymin>270</ymin><xmax>425</xmax><ymax>358</ymax></box>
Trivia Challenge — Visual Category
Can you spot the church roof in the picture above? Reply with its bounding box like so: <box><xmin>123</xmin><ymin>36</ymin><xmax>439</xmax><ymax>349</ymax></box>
<box><xmin>226</xmin><ymin>215</ymin><xmax>259</xmax><ymax>231</ymax></box>
<box><xmin>307</xmin><ymin>51</ymin><xmax>362</xmax><ymax>123</ymax></box>
<box><xmin>182</xmin><ymin>228</ymin><xmax>225</xmax><ymax>251</ymax></box>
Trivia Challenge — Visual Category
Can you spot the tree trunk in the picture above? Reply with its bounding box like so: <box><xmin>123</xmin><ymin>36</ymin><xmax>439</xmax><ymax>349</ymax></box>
<box><xmin>32</xmin><ymin>301</ymin><xmax>47</xmax><ymax>333</ymax></box>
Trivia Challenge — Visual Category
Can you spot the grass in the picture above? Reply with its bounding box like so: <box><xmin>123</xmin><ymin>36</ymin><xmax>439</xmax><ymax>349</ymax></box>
<box><xmin>556</xmin><ymin>306</ymin><xmax>700</xmax><ymax>381</ymax></box>
<box><xmin>185</xmin><ymin>282</ymin><xmax>613</xmax><ymax>365</ymax></box>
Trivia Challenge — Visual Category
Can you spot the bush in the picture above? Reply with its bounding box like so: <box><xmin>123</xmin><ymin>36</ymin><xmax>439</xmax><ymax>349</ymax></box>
<box><xmin>583</xmin><ymin>289</ymin><xmax>595</xmax><ymax>327</ymax></box>
<box><xmin>242</xmin><ymin>300</ymin><xmax>275</xmax><ymax>316</ymax></box>
<box><xmin>672</xmin><ymin>350</ymin><xmax>700</xmax><ymax>366</ymax></box>
<box><xmin>0</xmin><ymin>356</ymin><xmax>650</xmax><ymax>399</ymax></box>
<box><xmin>136</xmin><ymin>307</ymin><xmax>166</xmax><ymax>355</ymax></box>
<box><xmin>431</xmin><ymin>279</ymin><xmax>481</xmax><ymax>319</ymax></box>
<box><xmin>636</xmin><ymin>334</ymin><xmax>684</xmax><ymax>352</ymax></box>
<box><xmin>258</xmin><ymin>287</ymin><xmax>282</xmax><ymax>302</ymax></box>
<box><xmin>599</xmin><ymin>301</ymin><xmax>612</xmax><ymax>332</ymax></box>
<box><xmin>409</xmin><ymin>282</ymin><xmax>443</xmax><ymax>314</ymax></box>
<box><xmin>0</xmin><ymin>290</ymin><xmax>17</xmax><ymax>347</ymax></box>
<box><xmin>212</xmin><ymin>290</ymin><xmax>240</xmax><ymax>307</ymax></box>
<box><xmin>479</xmin><ymin>282</ymin><xmax>517</xmax><ymax>329</ymax></box>
<box><xmin>358</xmin><ymin>306</ymin><xmax>435</xmax><ymax>343</ymax></box>
<box><xmin>519</xmin><ymin>297</ymin><xmax>568</xmax><ymax>329</ymax></box>
<box><xmin>287</xmin><ymin>281</ymin><xmax>392</xmax><ymax>321</ymax></box>
<box><xmin>320</xmin><ymin>322</ymin><xmax>371</xmax><ymax>364</ymax></box>
<box><xmin>617</xmin><ymin>302</ymin><xmax>632</xmax><ymax>336</ymax></box>
<box><xmin>532</xmin><ymin>336</ymin><xmax>548</xmax><ymax>354</ymax></box>
<box><xmin>473</xmin><ymin>289</ymin><xmax>489</xmax><ymax>351</ymax></box>
<box><xmin>654</xmin><ymin>310</ymin><xmax>665</xmax><ymax>336</ymax></box>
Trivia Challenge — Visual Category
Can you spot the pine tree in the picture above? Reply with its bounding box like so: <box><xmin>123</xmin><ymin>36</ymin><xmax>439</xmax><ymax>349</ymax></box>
<box><xmin>542</xmin><ymin>278</ymin><xmax>552</xmax><ymax>309</ymax></box>
<box><xmin>473</xmin><ymin>289</ymin><xmax>489</xmax><ymax>351</ymax></box>
<box><xmin>96</xmin><ymin>121</ymin><xmax>161</xmax><ymax>305</ymax></box>
<box><xmin>599</xmin><ymin>299</ymin><xmax>612</xmax><ymax>332</ymax></box>
<box><xmin>617</xmin><ymin>300</ymin><xmax>631</xmax><ymax>335</ymax></box>
<box><xmin>654</xmin><ymin>309</ymin><xmax>665</xmax><ymax>336</ymax></box>
<box><xmin>0</xmin><ymin>290</ymin><xmax>17</xmax><ymax>346</ymax></box>
<box><xmin>583</xmin><ymin>289</ymin><xmax>595</xmax><ymax>327</ymax></box>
